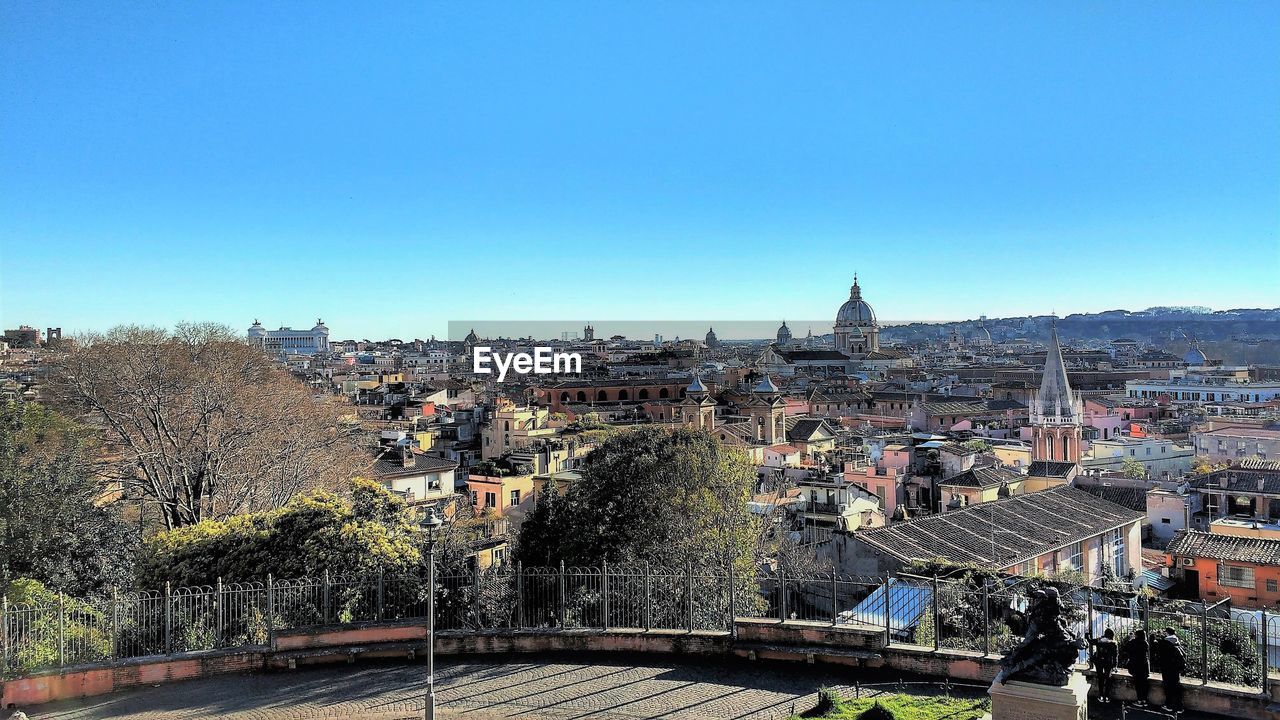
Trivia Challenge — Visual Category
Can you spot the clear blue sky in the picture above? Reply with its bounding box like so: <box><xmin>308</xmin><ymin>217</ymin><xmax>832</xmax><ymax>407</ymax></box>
<box><xmin>2</xmin><ymin>2</ymin><xmax>1278</xmax><ymax>340</ymax></box>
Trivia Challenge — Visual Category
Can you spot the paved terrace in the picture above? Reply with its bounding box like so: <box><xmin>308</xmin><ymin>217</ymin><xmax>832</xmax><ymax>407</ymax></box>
<box><xmin>8</xmin><ymin>655</ymin><xmax>980</xmax><ymax>720</ymax></box>
<box><xmin>1</xmin><ymin>654</ymin><xmax>1237</xmax><ymax>720</ymax></box>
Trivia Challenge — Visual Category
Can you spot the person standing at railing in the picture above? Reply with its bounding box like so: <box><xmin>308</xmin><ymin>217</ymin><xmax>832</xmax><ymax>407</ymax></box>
<box><xmin>1086</xmin><ymin>628</ymin><xmax>1118</xmax><ymax>703</ymax></box>
<box><xmin>1120</xmin><ymin>629</ymin><xmax>1152</xmax><ymax>708</ymax></box>
<box><xmin>1154</xmin><ymin>627</ymin><xmax>1186</xmax><ymax>713</ymax></box>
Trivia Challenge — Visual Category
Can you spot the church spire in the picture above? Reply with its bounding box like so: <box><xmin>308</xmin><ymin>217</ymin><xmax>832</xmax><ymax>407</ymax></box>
<box><xmin>1037</xmin><ymin>319</ymin><xmax>1076</xmax><ymax>421</ymax></box>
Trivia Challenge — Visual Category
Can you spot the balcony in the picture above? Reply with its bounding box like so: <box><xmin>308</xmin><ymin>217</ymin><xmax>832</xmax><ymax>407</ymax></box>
<box><xmin>804</xmin><ymin>500</ymin><xmax>841</xmax><ymax>515</ymax></box>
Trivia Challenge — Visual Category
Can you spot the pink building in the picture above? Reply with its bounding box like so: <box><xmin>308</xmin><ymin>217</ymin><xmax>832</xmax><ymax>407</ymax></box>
<box><xmin>848</xmin><ymin>463</ymin><xmax>908</xmax><ymax>519</ymax></box>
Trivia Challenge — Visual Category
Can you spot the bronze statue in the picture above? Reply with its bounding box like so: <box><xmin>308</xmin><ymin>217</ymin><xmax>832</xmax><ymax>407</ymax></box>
<box><xmin>994</xmin><ymin>587</ymin><xmax>1087</xmax><ymax>686</ymax></box>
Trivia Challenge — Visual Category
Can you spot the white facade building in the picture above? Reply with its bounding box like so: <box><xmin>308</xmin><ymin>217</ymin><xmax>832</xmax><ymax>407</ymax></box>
<box><xmin>1082</xmin><ymin>436</ymin><xmax>1195</xmax><ymax>477</ymax></box>
<box><xmin>1125</xmin><ymin>376</ymin><xmax>1280</xmax><ymax>405</ymax></box>
<box><xmin>248</xmin><ymin>319</ymin><xmax>330</xmax><ymax>355</ymax></box>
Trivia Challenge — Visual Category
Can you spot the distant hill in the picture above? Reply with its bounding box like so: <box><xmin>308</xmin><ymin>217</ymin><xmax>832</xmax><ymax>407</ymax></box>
<box><xmin>882</xmin><ymin>307</ymin><xmax>1280</xmax><ymax>364</ymax></box>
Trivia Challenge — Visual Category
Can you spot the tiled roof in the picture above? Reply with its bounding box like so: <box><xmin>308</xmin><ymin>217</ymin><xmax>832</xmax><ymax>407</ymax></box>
<box><xmin>1166</xmin><ymin>530</ymin><xmax>1280</xmax><ymax>565</ymax></box>
<box><xmin>717</xmin><ymin>423</ymin><xmax>756</xmax><ymax>445</ymax></box>
<box><xmin>1076</xmin><ymin>484</ymin><xmax>1148</xmax><ymax>512</ymax></box>
<box><xmin>372</xmin><ymin>452</ymin><xmax>458</xmax><ymax>477</ymax></box>
<box><xmin>852</xmin><ymin>485</ymin><xmax>1141</xmax><ymax>567</ymax></box>
<box><xmin>807</xmin><ymin>387</ymin><xmax>873</xmax><ymax>403</ymax></box>
<box><xmin>939</xmin><ymin>466</ymin><xmax>1020</xmax><ymax>489</ymax></box>
<box><xmin>919</xmin><ymin>401</ymin><xmax>989</xmax><ymax>415</ymax></box>
<box><xmin>919</xmin><ymin>399</ymin><xmax>1027</xmax><ymax>416</ymax></box>
<box><xmin>788</xmin><ymin>418</ymin><xmax>834</xmax><ymax>442</ymax></box>
<box><xmin>1189</xmin><ymin>466</ymin><xmax>1280</xmax><ymax>495</ymax></box>
<box><xmin>1028</xmin><ymin>461</ymin><xmax>1077</xmax><ymax>478</ymax></box>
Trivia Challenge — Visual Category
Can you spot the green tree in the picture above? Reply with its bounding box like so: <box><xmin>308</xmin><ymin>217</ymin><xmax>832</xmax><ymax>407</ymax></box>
<box><xmin>514</xmin><ymin>426</ymin><xmax>758</xmax><ymax>572</ymax></box>
<box><xmin>1</xmin><ymin>578</ymin><xmax>112</xmax><ymax>672</ymax></box>
<box><xmin>962</xmin><ymin>439</ymin><xmax>992</xmax><ymax>453</ymax></box>
<box><xmin>0</xmin><ymin>401</ymin><xmax>136</xmax><ymax>596</ymax></box>
<box><xmin>514</xmin><ymin>480</ymin><xmax>563</xmax><ymax>567</ymax></box>
<box><xmin>137</xmin><ymin>477</ymin><xmax>425</xmax><ymax>587</ymax></box>
<box><xmin>1120</xmin><ymin>457</ymin><xmax>1146</xmax><ymax>479</ymax></box>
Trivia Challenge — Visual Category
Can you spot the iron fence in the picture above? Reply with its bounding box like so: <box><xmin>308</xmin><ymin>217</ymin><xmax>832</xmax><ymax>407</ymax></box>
<box><xmin>1</xmin><ymin>565</ymin><xmax>1273</xmax><ymax>693</ymax></box>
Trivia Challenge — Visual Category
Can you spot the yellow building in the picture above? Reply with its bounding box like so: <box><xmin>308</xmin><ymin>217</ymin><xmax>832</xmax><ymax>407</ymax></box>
<box><xmin>482</xmin><ymin>401</ymin><xmax>557</xmax><ymax>459</ymax></box>
<box><xmin>1024</xmin><ymin>460</ymin><xmax>1078</xmax><ymax>493</ymax></box>
<box><xmin>467</xmin><ymin>472</ymin><xmax>537</xmax><ymax>521</ymax></box>
<box><xmin>991</xmin><ymin>443</ymin><xmax>1031</xmax><ymax>470</ymax></box>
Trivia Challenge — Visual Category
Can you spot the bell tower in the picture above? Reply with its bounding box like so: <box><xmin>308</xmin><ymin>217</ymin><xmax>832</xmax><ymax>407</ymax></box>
<box><xmin>679</xmin><ymin>375</ymin><xmax>717</xmax><ymax>430</ymax></box>
<box><xmin>744</xmin><ymin>375</ymin><xmax>786</xmax><ymax>443</ymax></box>
<box><xmin>1030</xmin><ymin>320</ymin><xmax>1082</xmax><ymax>463</ymax></box>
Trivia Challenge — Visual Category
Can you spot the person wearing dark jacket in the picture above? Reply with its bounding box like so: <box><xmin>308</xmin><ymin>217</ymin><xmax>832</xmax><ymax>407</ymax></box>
<box><xmin>1156</xmin><ymin>627</ymin><xmax>1186</xmax><ymax>712</ymax></box>
<box><xmin>1088</xmin><ymin>628</ymin><xmax>1119</xmax><ymax>702</ymax></box>
<box><xmin>1121</xmin><ymin>629</ymin><xmax>1152</xmax><ymax>707</ymax></box>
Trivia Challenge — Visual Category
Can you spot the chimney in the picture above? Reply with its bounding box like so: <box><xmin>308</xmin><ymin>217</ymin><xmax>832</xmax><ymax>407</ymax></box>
<box><xmin>402</xmin><ymin>447</ymin><xmax>416</xmax><ymax>468</ymax></box>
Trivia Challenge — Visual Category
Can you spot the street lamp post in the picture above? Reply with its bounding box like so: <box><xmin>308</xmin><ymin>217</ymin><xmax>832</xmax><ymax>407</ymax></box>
<box><xmin>420</xmin><ymin>506</ymin><xmax>443</xmax><ymax>720</ymax></box>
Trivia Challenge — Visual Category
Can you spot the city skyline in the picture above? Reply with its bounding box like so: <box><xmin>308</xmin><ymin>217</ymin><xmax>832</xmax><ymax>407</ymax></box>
<box><xmin>10</xmin><ymin>294</ymin><xmax>1279</xmax><ymax>345</ymax></box>
<box><xmin>3</xmin><ymin>3</ymin><xmax>1279</xmax><ymax>338</ymax></box>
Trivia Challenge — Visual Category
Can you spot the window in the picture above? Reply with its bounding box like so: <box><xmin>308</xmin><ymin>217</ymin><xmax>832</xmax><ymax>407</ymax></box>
<box><xmin>484</xmin><ymin>492</ymin><xmax>497</xmax><ymax>508</ymax></box>
<box><xmin>1161</xmin><ymin>518</ymin><xmax>1170</xmax><ymax>524</ymax></box>
<box><xmin>1267</xmin><ymin>579</ymin><xmax>1278</xmax><ymax>593</ymax></box>
<box><xmin>1065</xmin><ymin>542</ymin><xmax>1083</xmax><ymax>571</ymax></box>
<box><xmin>510</xmin><ymin>489</ymin><xmax>521</xmax><ymax>506</ymax></box>
<box><xmin>470</xmin><ymin>490</ymin><xmax>478</xmax><ymax>506</ymax></box>
<box><xmin>1217</xmin><ymin>563</ymin><xmax>1255</xmax><ymax>589</ymax></box>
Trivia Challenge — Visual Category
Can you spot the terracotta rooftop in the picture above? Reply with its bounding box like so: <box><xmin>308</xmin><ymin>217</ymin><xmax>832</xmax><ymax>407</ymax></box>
<box><xmin>1166</xmin><ymin>529</ymin><xmax>1280</xmax><ymax>565</ymax></box>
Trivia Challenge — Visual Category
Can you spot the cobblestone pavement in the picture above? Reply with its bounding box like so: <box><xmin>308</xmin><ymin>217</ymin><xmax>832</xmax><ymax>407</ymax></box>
<box><xmin>8</xmin><ymin>654</ymin><xmax>982</xmax><ymax>720</ymax></box>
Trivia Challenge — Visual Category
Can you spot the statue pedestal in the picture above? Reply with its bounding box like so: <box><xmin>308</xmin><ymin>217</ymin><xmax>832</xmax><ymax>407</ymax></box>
<box><xmin>988</xmin><ymin>673</ymin><xmax>1088</xmax><ymax>720</ymax></box>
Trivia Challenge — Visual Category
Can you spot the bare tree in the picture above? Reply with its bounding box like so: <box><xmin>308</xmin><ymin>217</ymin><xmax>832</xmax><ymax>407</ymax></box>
<box><xmin>51</xmin><ymin>323</ymin><xmax>363</xmax><ymax>529</ymax></box>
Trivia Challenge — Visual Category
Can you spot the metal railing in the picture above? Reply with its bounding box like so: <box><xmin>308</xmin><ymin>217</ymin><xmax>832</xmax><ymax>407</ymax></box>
<box><xmin>2</xmin><ymin>566</ymin><xmax>1274</xmax><ymax>694</ymax></box>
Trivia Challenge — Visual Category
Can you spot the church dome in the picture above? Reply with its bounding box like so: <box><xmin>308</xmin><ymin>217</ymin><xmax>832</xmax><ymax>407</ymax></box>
<box><xmin>776</xmin><ymin>321</ymin><xmax>792</xmax><ymax>345</ymax></box>
<box><xmin>686</xmin><ymin>375</ymin><xmax>708</xmax><ymax>394</ymax></box>
<box><xmin>1184</xmin><ymin>347</ymin><xmax>1207</xmax><ymax>365</ymax></box>
<box><xmin>753</xmin><ymin>375</ymin><xmax>779</xmax><ymax>394</ymax></box>
<box><xmin>835</xmin><ymin>276</ymin><xmax>876</xmax><ymax>326</ymax></box>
